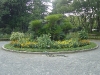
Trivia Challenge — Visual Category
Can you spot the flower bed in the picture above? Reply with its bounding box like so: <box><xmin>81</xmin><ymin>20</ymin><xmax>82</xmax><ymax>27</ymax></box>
<box><xmin>5</xmin><ymin>32</ymin><xmax>97</xmax><ymax>53</ymax></box>
<box><xmin>10</xmin><ymin>38</ymin><xmax>90</xmax><ymax>49</ymax></box>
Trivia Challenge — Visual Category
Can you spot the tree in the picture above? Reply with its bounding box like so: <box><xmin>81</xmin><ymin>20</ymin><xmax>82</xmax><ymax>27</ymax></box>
<box><xmin>71</xmin><ymin>0</ymin><xmax>100</xmax><ymax>32</ymax></box>
<box><xmin>30</xmin><ymin>0</ymin><xmax>47</xmax><ymax>20</ymax></box>
<box><xmin>52</xmin><ymin>0</ymin><xmax>100</xmax><ymax>32</ymax></box>
<box><xmin>0</xmin><ymin>0</ymin><xmax>48</xmax><ymax>33</ymax></box>
<box><xmin>52</xmin><ymin>0</ymin><xmax>73</xmax><ymax>14</ymax></box>
<box><xmin>0</xmin><ymin>0</ymin><xmax>8</xmax><ymax>28</ymax></box>
<box><xmin>29</xmin><ymin>14</ymin><xmax>72</xmax><ymax>40</ymax></box>
<box><xmin>0</xmin><ymin>0</ymin><xmax>32</xmax><ymax>32</ymax></box>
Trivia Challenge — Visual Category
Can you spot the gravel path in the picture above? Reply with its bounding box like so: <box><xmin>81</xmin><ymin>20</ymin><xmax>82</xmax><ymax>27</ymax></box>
<box><xmin>0</xmin><ymin>40</ymin><xmax>100</xmax><ymax>75</ymax></box>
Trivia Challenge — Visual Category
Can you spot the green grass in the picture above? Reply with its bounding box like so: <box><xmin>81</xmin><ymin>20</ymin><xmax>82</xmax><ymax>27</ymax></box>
<box><xmin>4</xmin><ymin>42</ymin><xmax>97</xmax><ymax>53</ymax></box>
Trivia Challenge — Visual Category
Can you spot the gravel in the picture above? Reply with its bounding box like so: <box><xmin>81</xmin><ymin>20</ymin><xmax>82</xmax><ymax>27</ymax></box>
<box><xmin>0</xmin><ymin>40</ymin><xmax>100</xmax><ymax>75</ymax></box>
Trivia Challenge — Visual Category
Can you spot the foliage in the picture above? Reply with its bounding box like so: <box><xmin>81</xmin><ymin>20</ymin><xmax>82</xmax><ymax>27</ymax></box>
<box><xmin>29</xmin><ymin>14</ymin><xmax>72</xmax><ymax>40</ymax></box>
<box><xmin>66</xmin><ymin>32</ymin><xmax>79</xmax><ymax>40</ymax></box>
<box><xmin>53</xmin><ymin>39</ymin><xmax>73</xmax><ymax>49</ymax></box>
<box><xmin>10</xmin><ymin>32</ymin><xmax>24</xmax><ymax>41</ymax></box>
<box><xmin>0</xmin><ymin>0</ymin><xmax>32</xmax><ymax>32</ymax></box>
<box><xmin>9</xmin><ymin>38</ymin><xmax>91</xmax><ymax>50</ymax></box>
<box><xmin>37</xmin><ymin>34</ymin><xmax>53</xmax><ymax>49</ymax></box>
<box><xmin>9</xmin><ymin>32</ymin><xmax>90</xmax><ymax>49</ymax></box>
<box><xmin>5</xmin><ymin>42</ymin><xmax>97</xmax><ymax>52</ymax></box>
<box><xmin>78</xmin><ymin>30</ymin><xmax>88</xmax><ymax>40</ymax></box>
<box><xmin>0</xmin><ymin>0</ymin><xmax>48</xmax><ymax>33</ymax></box>
<box><xmin>52</xmin><ymin>0</ymin><xmax>100</xmax><ymax>32</ymax></box>
<box><xmin>0</xmin><ymin>27</ymin><xmax>12</xmax><ymax>34</ymax></box>
<box><xmin>30</xmin><ymin>0</ymin><xmax>48</xmax><ymax>20</ymax></box>
<box><xmin>10</xmin><ymin>38</ymin><xmax>37</xmax><ymax>48</ymax></box>
<box><xmin>29</xmin><ymin>20</ymin><xmax>42</xmax><ymax>38</ymax></box>
<box><xmin>29</xmin><ymin>20</ymin><xmax>42</xmax><ymax>30</ymax></box>
<box><xmin>71</xmin><ymin>0</ymin><xmax>100</xmax><ymax>32</ymax></box>
<box><xmin>79</xmin><ymin>40</ymin><xmax>90</xmax><ymax>47</ymax></box>
<box><xmin>44</xmin><ymin>14</ymin><xmax>72</xmax><ymax>40</ymax></box>
<box><xmin>61</xmin><ymin>19</ymin><xmax>72</xmax><ymax>33</ymax></box>
<box><xmin>0</xmin><ymin>34</ymin><xmax>10</xmax><ymax>38</ymax></box>
<box><xmin>52</xmin><ymin>0</ymin><xmax>73</xmax><ymax>14</ymax></box>
<box><xmin>45</xmin><ymin>14</ymin><xmax>63</xmax><ymax>23</ymax></box>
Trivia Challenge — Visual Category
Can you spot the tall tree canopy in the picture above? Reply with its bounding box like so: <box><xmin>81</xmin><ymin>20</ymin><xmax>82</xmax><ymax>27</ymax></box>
<box><xmin>52</xmin><ymin>0</ymin><xmax>73</xmax><ymax>14</ymax></box>
<box><xmin>30</xmin><ymin>0</ymin><xmax>47</xmax><ymax>20</ymax></box>
<box><xmin>0</xmin><ymin>0</ymin><xmax>32</xmax><ymax>32</ymax></box>
<box><xmin>52</xmin><ymin>0</ymin><xmax>100</xmax><ymax>32</ymax></box>
<box><xmin>71</xmin><ymin>0</ymin><xmax>100</xmax><ymax>32</ymax></box>
<box><xmin>0</xmin><ymin>0</ymin><xmax>49</xmax><ymax>33</ymax></box>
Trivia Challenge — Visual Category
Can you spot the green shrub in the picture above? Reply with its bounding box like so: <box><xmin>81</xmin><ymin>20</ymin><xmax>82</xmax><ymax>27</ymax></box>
<box><xmin>28</xmin><ymin>14</ymin><xmax>73</xmax><ymax>41</ymax></box>
<box><xmin>29</xmin><ymin>20</ymin><xmax>42</xmax><ymax>38</ymax></box>
<box><xmin>0</xmin><ymin>34</ymin><xmax>10</xmax><ymax>38</ymax></box>
<box><xmin>61</xmin><ymin>19</ymin><xmax>72</xmax><ymax>33</ymax></box>
<box><xmin>29</xmin><ymin>20</ymin><xmax>42</xmax><ymax>30</ymax></box>
<box><xmin>66</xmin><ymin>32</ymin><xmax>79</xmax><ymax>40</ymax></box>
<box><xmin>45</xmin><ymin>14</ymin><xmax>63</xmax><ymax>24</ymax></box>
<box><xmin>0</xmin><ymin>28</ymin><xmax>12</xmax><ymax>34</ymax></box>
<box><xmin>37</xmin><ymin>34</ymin><xmax>53</xmax><ymax>49</ymax></box>
<box><xmin>44</xmin><ymin>14</ymin><xmax>71</xmax><ymax>40</ymax></box>
<box><xmin>10</xmin><ymin>32</ymin><xmax>24</xmax><ymax>41</ymax></box>
<box><xmin>78</xmin><ymin>30</ymin><xmax>88</xmax><ymax>40</ymax></box>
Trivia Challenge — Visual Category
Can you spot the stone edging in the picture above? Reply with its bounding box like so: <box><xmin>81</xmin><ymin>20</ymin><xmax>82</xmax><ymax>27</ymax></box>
<box><xmin>2</xmin><ymin>45</ymin><xmax>99</xmax><ymax>54</ymax></box>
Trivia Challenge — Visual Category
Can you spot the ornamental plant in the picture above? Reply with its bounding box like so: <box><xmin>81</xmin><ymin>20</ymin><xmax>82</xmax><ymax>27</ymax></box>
<box><xmin>10</xmin><ymin>32</ymin><xmax>24</xmax><ymax>41</ymax></box>
<box><xmin>29</xmin><ymin>14</ymin><xmax>73</xmax><ymax>41</ymax></box>
<box><xmin>29</xmin><ymin>20</ymin><xmax>42</xmax><ymax>38</ymax></box>
<box><xmin>78</xmin><ymin>30</ymin><xmax>88</xmax><ymax>40</ymax></box>
<box><xmin>37</xmin><ymin>34</ymin><xmax>53</xmax><ymax>49</ymax></box>
<box><xmin>53</xmin><ymin>39</ymin><xmax>73</xmax><ymax>49</ymax></box>
<box><xmin>10</xmin><ymin>38</ymin><xmax>37</xmax><ymax>48</ymax></box>
<box><xmin>79</xmin><ymin>39</ymin><xmax>90</xmax><ymax>47</ymax></box>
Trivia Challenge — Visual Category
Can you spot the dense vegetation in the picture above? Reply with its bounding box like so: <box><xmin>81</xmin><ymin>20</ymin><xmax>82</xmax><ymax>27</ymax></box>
<box><xmin>0</xmin><ymin>0</ymin><xmax>100</xmax><ymax>34</ymax></box>
<box><xmin>4</xmin><ymin>30</ymin><xmax>97</xmax><ymax>52</ymax></box>
<box><xmin>1</xmin><ymin>0</ymin><xmax>98</xmax><ymax>51</ymax></box>
<box><xmin>9</xmin><ymin>30</ymin><xmax>90</xmax><ymax>49</ymax></box>
<box><xmin>0</xmin><ymin>0</ymin><xmax>49</xmax><ymax>33</ymax></box>
<box><xmin>52</xmin><ymin>0</ymin><xmax>100</xmax><ymax>33</ymax></box>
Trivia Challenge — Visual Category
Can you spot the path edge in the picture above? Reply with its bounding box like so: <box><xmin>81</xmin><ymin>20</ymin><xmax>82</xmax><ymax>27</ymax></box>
<box><xmin>2</xmin><ymin>45</ymin><xmax>99</xmax><ymax>54</ymax></box>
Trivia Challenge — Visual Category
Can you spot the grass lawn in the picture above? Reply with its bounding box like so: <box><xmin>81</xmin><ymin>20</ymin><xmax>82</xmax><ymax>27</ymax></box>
<box><xmin>4</xmin><ymin>42</ymin><xmax>97</xmax><ymax>53</ymax></box>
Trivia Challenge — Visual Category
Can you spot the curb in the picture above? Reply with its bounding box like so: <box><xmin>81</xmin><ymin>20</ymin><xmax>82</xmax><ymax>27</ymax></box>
<box><xmin>2</xmin><ymin>45</ymin><xmax>99</xmax><ymax>54</ymax></box>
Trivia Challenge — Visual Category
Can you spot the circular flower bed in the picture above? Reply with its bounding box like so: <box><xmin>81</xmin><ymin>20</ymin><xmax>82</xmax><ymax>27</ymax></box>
<box><xmin>4</xmin><ymin>32</ymin><xmax>97</xmax><ymax>53</ymax></box>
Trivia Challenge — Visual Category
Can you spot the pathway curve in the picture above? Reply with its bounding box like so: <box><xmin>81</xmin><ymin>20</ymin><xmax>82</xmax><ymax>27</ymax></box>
<box><xmin>0</xmin><ymin>40</ymin><xmax>100</xmax><ymax>75</ymax></box>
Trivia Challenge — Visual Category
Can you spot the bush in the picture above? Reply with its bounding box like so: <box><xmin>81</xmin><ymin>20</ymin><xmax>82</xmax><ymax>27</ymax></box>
<box><xmin>29</xmin><ymin>20</ymin><xmax>42</xmax><ymax>30</ymax></box>
<box><xmin>61</xmin><ymin>19</ymin><xmax>72</xmax><ymax>33</ymax></box>
<box><xmin>0</xmin><ymin>34</ymin><xmax>10</xmax><ymax>38</ymax></box>
<box><xmin>0</xmin><ymin>28</ymin><xmax>12</xmax><ymax>34</ymax></box>
<box><xmin>10</xmin><ymin>32</ymin><xmax>24</xmax><ymax>41</ymax></box>
<box><xmin>66</xmin><ymin>32</ymin><xmax>79</xmax><ymax>40</ymax></box>
<box><xmin>78</xmin><ymin>30</ymin><xmax>88</xmax><ymax>40</ymax></box>
<box><xmin>28</xmin><ymin>14</ymin><xmax>73</xmax><ymax>41</ymax></box>
<box><xmin>45</xmin><ymin>14</ymin><xmax>63</xmax><ymax>24</ymax></box>
<box><xmin>29</xmin><ymin>20</ymin><xmax>42</xmax><ymax>38</ymax></box>
<box><xmin>37</xmin><ymin>34</ymin><xmax>53</xmax><ymax>49</ymax></box>
<box><xmin>44</xmin><ymin>14</ymin><xmax>72</xmax><ymax>40</ymax></box>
